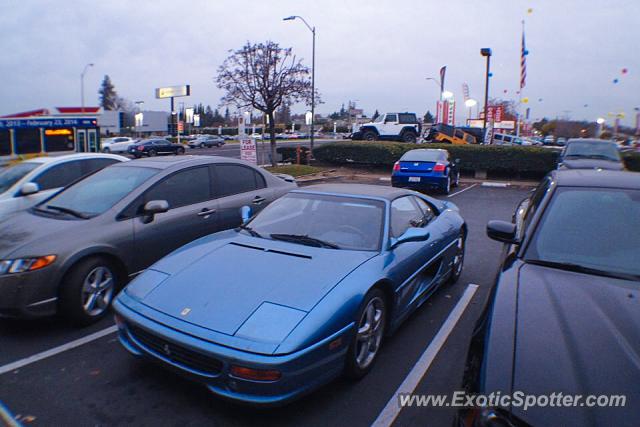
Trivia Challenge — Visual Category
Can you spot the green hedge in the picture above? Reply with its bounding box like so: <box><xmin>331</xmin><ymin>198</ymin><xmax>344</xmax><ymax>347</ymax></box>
<box><xmin>313</xmin><ymin>142</ymin><xmax>640</xmax><ymax>176</ymax></box>
<box><xmin>622</xmin><ymin>151</ymin><xmax>640</xmax><ymax>171</ymax></box>
<box><xmin>277</xmin><ymin>146</ymin><xmax>311</xmax><ymax>164</ymax></box>
<box><xmin>312</xmin><ymin>142</ymin><xmax>560</xmax><ymax>176</ymax></box>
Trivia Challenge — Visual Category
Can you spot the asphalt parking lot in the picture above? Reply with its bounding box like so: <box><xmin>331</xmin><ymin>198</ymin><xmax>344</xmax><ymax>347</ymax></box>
<box><xmin>0</xmin><ymin>181</ymin><xmax>534</xmax><ymax>427</ymax></box>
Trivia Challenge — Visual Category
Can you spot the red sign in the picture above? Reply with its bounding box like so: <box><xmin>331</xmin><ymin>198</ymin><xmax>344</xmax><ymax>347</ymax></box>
<box><xmin>177</xmin><ymin>121</ymin><xmax>184</xmax><ymax>132</ymax></box>
<box><xmin>486</xmin><ymin>106</ymin><xmax>504</xmax><ymax>123</ymax></box>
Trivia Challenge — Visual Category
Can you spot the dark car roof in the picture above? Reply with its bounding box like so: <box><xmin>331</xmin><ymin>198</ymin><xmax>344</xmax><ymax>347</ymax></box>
<box><xmin>297</xmin><ymin>183</ymin><xmax>415</xmax><ymax>200</ymax></box>
<box><xmin>120</xmin><ymin>155</ymin><xmax>247</xmax><ymax>170</ymax></box>
<box><xmin>551</xmin><ymin>169</ymin><xmax>640</xmax><ymax>189</ymax></box>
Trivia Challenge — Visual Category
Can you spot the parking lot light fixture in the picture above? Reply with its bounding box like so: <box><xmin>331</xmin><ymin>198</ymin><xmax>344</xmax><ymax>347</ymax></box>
<box><xmin>80</xmin><ymin>63</ymin><xmax>94</xmax><ymax>114</ymax></box>
<box><xmin>283</xmin><ymin>15</ymin><xmax>316</xmax><ymax>152</ymax></box>
<box><xmin>441</xmin><ymin>90</ymin><xmax>454</xmax><ymax>101</ymax></box>
<box><xmin>480</xmin><ymin>48</ymin><xmax>492</xmax><ymax>140</ymax></box>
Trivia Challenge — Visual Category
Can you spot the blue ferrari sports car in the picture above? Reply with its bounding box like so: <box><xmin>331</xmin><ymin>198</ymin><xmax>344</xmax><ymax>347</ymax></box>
<box><xmin>113</xmin><ymin>184</ymin><xmax>467</xmax><ymax>405</ymax></box>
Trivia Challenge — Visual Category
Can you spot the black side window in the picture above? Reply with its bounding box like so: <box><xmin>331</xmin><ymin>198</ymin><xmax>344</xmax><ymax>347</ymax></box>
<box><xmin>523</xmin><ymin>177</ymin><xmax>551</xmax><ymax>231</ymax></box>
<box><xmin>413</xmin><ymin>197</ymin><xmax>437</xmax><ymax>223</ymax></box>
<box><xmin>83</xmin><ymin>159</ymin><xmax>120</xmax><ymax>175</ymax></box>
<box><xmin>33</xmin><ymin>160</ymin><xmax>85</xmax><ymax>191</ymax></box>
<box><xmin>215</xmin><ymin>164</ymin><xmax>266</xmax><ymax>197</ymax></box>
<box><xmin>390</xmin><ymin>196</ymin><xmax>424</xmax><ymax>238</ymax></box>
<box><xmin>144</xmin><ymin>167</ymin><xmax>211</xmax><ymax>209</ymax></box>
<box><xmin>398</xmin><ymin>114</ymin><xmax>417</xmax><ymax>124</ymax></box>
<box><xmin>385</xmin><ymin>114</ymin><xmax>398</xmax><ymax>123</ymax></box>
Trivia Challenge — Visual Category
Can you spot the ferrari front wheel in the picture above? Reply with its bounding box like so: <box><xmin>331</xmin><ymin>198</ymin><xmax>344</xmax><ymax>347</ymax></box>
<box><xmin>344</xmin><ymin>288</ymin><xmax>387</xmax><ymax>379</ymax></box>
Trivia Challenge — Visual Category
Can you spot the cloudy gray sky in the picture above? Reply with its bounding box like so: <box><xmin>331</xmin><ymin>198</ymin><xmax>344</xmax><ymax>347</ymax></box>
<box><xmin>1</xmin><ymin>0</ymin><xmax>639</xmax><ymax>125</ymax></box>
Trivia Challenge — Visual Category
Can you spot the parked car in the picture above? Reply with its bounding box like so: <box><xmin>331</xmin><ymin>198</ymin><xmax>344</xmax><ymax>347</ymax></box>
<box><xmin>492</xmin><ymin>133</ymin><xmax>522</xmax><ymax>145</ymax></box>
<box><xmin>391</xmin><ymin>149</ymin><xmax>460</xmax><ymax>194</ymax></box>
<box><xmin>0</xmin><ymin>153</ymin><xmax>127</xmax><ymax>217</ymax></box>
<box><xmin>543</xmin><ymin>135</ymin><xmax>555</xmax><ymax>145</ymax></box>
<box><xmin>558</xmin><ymin>139</ymin><xmax>624</xmax><ymax>171</ymax></box>
<box><xmin>0</xmin><ymin>156</ymin><xmax>296</xmax><ymax>324</ymax></box>
<box><xmin>188</xmin><ymin>136</ymin><xmax>225</xmax><ymax>149</ymax></box>
<box><xmin>351</xmin><ymin>112</ymin><xmax>421</xmax><ymax>143</ymax></box>
<box><xmin>461</xmin><ymin>169</ymin><xmax>640</xmax><ymax>427</ymax></box>
<box><xmin>556</xmin><ymin>137</ymin><xmax>567</xmax><ymax>146</ymax></box>
<box><xmin>102</xmin><ymin>137</ymin><xmax>138</xmax><ymax>153</ymax></box>
<box><xmin>114</xmin><ymin>183</ymin><xmax>467</xmax><ymax>405</ymax></box>
<box><xmin>128</xmin><ymin>139</ymin><xmax>185</xmax><ymax>158</ymax></box>
<box><xmin>425</xmin><ymin>124</ymin><xmax>477</xmax><ymax>145</ymax></box>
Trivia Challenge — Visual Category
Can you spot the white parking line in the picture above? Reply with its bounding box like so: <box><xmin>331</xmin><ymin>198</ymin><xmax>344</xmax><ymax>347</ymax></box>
<box><xmin>481</xmin><ymin>182</ymin><xmax>509</xmax><ymax>188</ymax></box>
<box><xmin>447</xmin><ymin>183</ymin><xmax>478</xmax><ymax>198</ymax></box>
<box><xmin>371</xmin><ymin>284</ymin><xmax>479</xmax><ymax>427</ymax></box>
<box><xmin>0</xmin><ymin>325</ymin><xmax>117</xmax><ymax>376</ymax></box>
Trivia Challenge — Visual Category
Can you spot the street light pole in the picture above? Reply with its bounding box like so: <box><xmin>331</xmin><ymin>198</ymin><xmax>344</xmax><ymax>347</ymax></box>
<box><xmin>80</xmin><ymin>63</ymin><xmax>94</xmax><ymax>114</ymax></box>
<box><xmin>283</xmin><ymin>15</ymin><xmax>316</xmax><ymax>152</ymax></box>
<box><xmin>480</xmin><ymin>48</ymin><xmax>492</xmax><ymax>141</ymax></box>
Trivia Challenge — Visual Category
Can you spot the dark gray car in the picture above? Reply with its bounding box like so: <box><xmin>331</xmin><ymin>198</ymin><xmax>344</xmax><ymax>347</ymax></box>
<box><xmin>0</xmin><ymin>156</ymin><xmax>296</xmax><ymax>324</ymax></box>
<box><xmin>558</xmin><ymin>139</ymin><xmax>625</xmax><ymax>171</ymax></box>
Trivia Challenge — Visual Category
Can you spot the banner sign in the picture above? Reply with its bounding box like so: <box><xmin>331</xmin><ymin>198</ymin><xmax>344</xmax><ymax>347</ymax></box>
<box><xmin>155</xmin><ymin>85</ymin><xmax>191</xmax><ymax>99</ymax></box>
<box><xmin>240</xmin><ymin>137</ymin><xmax>257</xmax><ymax>165</ymax></box>
<box><xmin>486</xmin><ymin>106</ymin><xmax>504</xmax><ymax>123</ymax></box>
<box><xmin>0</xmin><ymin>118</ymin><xmax>97</xmax><ymax>129</ymax></box>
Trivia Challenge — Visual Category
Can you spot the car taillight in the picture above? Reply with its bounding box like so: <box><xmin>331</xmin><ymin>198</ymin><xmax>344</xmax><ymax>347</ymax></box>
<box><xmin>393</xmin><ymin>161</ymin><xmax>401</xmax><ymax>172</ymax></box>
<box><xmin>230</xmin><ymin>365</ymin><xmax>281</xmax><ymax>382</ymax></box>
<box><xmin>433</xmin><ymin>163</ymin><xmax>446</xmax><ymax>173</ymax></box>
<box><xmin>137</xmin><ymin>146</ymin><xmax>144</xmax><ymax>151</ymax></box>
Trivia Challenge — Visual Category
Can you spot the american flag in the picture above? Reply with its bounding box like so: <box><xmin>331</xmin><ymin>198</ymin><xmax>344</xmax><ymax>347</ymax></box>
<box><xmin>520</xmin><ymin>22</ymin><xmax>527</xmax><ymax>89</ymax></box>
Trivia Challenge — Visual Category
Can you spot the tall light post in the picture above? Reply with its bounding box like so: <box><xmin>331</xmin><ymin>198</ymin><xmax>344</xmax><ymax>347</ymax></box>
<box><xmin>135</xmin><ymin>101</ymin><xmax>144</xmax><ymax>138</ymax></box>
<box><xmin>480</xmin><ymin>48</ymin><xmax>492</xmax><ymax>140</ymax></box>
<box><xmin>283</xmin><ymin>15</ymin><xmax>316</xmax><ymax>151</ymax></box>
<box><xmin>81</xmin><ymin>63</ymin><xmax>94</xmax><ymax>114</ymax></box>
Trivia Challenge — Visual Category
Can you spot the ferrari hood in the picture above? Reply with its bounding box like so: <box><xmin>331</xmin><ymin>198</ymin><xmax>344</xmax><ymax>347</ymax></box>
<box><xmin>512</xmin><ymin>263</ymin><xmax>640</xmax><ymax>426</ymax></box>
<box><xmin>138</xmin><ymin>234</ymin><xmax>375</xmax><ymax>339</ymax></box>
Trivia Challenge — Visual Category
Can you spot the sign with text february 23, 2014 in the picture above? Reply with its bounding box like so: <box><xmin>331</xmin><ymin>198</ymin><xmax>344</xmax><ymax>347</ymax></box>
<box><xmin>240</xmin><ymin>137</ymin><xmax>257</xmax><ymax>165</ymax></box>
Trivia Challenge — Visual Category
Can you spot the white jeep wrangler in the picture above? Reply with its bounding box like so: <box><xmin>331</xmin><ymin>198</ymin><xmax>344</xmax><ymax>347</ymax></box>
<box><xmin>352</xmin><ymin>112</ymin><xmax>421</xmax><ymax>143</ymax></box>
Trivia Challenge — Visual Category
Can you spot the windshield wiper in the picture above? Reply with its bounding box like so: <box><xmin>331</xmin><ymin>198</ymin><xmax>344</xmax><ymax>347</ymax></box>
<box><xmin>237</xmin><ymin>224</ymin><xmax>262</xmax><ymax>238</ymax></box>
<box><xmin>525</xmin><ymin>259</ymin><xmax>640</xmax><ymax>281</ymax></box>
<box><xmin>45</xmin><ymin>205</ymin><xmax>90</xmax><ymax>219</ymax></box>
<box><xmin>270</xmin><ymin>233</ymin><xmax>340</xmax><ymax>249</ymax></box>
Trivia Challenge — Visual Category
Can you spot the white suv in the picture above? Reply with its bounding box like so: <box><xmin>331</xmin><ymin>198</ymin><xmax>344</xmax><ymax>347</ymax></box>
<box><xmin>352</xmin><ymin>113</ymin><xmax>421</xmax><ymax>143</ymax></box>
<box><xmin>102</xmin><ymin>137</ymin><xmax>137</xmax><ymax>153</ymax></box>
<box><xmin>0</xmin><ymin>153</ymin><xmax>127</xmax><ymax>217</ymax></box>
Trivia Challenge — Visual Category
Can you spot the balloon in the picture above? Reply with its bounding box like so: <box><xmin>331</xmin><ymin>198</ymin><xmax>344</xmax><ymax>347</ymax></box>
<box><xmin>584</xmin><ymin>104</ymin><xmax>589</xmax><ymax>108</ymax></box>
<box><xmin>488</xmin><ymin>72</ymin><xmax>493</xmax><ymax>77</ymax></box>
<box><xmin>613</xmin><ymin>78</ymin><xmax>619</xmax><ymax>84</ymax></box>
<box><xmin>522</xmin><ymin>97</ymin><xmax>529</xmax><ymax>104</ymax></box>
<box><xmin>622</xmin><ymin>68</ymin><xmax>628</xmax><ymax>74</ymax></box>
<box><xmin>527</xmin><ymin>8</ymin><xmax>533</xmax><ymax>14</ymax></box>
<box><xmin>503</xmin><ymin>89</ymin><xmax>508</xmax><ymax>94</ymax></box>
<box><xmin>538</xmin><ymin>98</ymin><xmax>543</xmax><ymax>102</ymax></box>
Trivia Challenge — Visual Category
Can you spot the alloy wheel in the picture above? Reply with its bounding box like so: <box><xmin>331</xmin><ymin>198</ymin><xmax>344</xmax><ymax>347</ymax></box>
<box><xmin>355</xmin><ymin>296</ymin><xmax>385</xmax><ymax>370</ymax></box>
<box><xmin>81</xmin><ymin>266</ymin><xmax>114</xmax><ymax>317</ymax></box>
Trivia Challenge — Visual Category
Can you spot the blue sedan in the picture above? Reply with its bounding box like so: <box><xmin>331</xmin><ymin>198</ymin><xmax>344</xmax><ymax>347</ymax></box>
<box><xmin>113</xmin><ymin>184</ymin><xmax>467</xmax><ymax>405</ymax></box>
<box><xmin>391</xmin><ymin>148</ymin><xmax>460</xmax><ymax>194</ymax></box>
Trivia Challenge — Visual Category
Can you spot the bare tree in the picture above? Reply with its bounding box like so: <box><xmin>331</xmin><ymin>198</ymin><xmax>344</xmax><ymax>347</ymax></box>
<box><xmin>216</xmin><ymin>41</ymin><xmax>313</xmax><ymax>166</ymax></box>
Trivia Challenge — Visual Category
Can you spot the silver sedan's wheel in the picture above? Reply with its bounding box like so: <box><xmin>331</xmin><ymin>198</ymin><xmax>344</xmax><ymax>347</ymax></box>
<box><xmin>81</xmin><ymin>266</ymin><xmax>115</xmax><ymax>317</ymax></box>
<box><xmin>355</xmin><ymin>296</ymin><xmax>385</xmax><ymax>370</ymax></box>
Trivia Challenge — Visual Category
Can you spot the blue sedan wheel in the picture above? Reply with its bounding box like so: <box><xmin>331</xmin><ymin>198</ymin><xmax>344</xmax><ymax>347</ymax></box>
<box><xmin>345</xmin><ymin>289</ymin><xmax>387</xmax><ymax>379</ymax></box>
<box><xmin>448</xmin><ymin>234</ymin><xmax>465</xmax><ymax>284</ymax></box>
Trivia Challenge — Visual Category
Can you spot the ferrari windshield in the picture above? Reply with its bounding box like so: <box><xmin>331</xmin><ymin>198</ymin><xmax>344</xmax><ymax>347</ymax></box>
<box><xmin>247</xmin><ymin>193</ymin><xmax>385</xmax><ymax>251</ymax></box>
<box><xmin>525</xmin><ymin>187</ymin><xmax>640</xmax><ymax>279</ymax></box>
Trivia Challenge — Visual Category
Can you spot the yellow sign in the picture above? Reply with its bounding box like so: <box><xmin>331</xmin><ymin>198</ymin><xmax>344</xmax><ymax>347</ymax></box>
<box><xmin>45</xmin><ymin>129</ymin><xmax>72</xmax><ymax>136</ymax></box>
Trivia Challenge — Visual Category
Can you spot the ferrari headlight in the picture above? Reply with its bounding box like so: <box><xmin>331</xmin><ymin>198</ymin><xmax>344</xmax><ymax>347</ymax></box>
<box><xmin>0</xmin><ymin>255</ymin><xmax>57</xmax><ymax>275</ymax></box>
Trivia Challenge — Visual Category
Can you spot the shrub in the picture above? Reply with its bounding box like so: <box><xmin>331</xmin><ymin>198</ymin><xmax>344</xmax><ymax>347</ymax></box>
<box><xmin>276</xmin><ymin>146</ymin><xmax>311</xmax><ymax>164</ymax></box>
<box><xmin>312</xmin><ymin>142</ymin><xmax>561</xmax><ymax>177</ymax></box>
<box><xmin>623</xmin><ymin>151</ymin><xmax>640</xmax><ymax>172</ymax></box>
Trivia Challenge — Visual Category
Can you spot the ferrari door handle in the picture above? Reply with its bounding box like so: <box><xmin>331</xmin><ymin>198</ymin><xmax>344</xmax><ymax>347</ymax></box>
<box><xmin>252</xmin><ymin>196</ymin><xmax>266</xmax><ymax>205</ymax></box>
<box><xmin>197</xmin><ymin>208</ymin><xmax>216</xmax><ymax>217</ymax></box>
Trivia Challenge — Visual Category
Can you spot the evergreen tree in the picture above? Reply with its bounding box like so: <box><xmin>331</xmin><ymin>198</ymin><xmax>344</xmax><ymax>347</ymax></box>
<box><xmin>98</xmin><ymin>75</ymin><xmax>118</xmax><ymax>110</ymax></box>
<box><xmin>224</xmin><ymin>107</ymin><xmax>231</xmax><ymax>125</ymax></box>
<box><xmin>424</xmin><ymin>110</ymin><xmax>435</xmax><ymax>123</ymax></box>
<box><xmin>372</xmin><ymin>110</ymin><xmax>380</xmax><ymax>121</ymax></box>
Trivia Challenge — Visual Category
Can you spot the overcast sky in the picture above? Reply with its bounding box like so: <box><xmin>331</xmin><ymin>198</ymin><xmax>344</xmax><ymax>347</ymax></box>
<box><xmin>1</xmin><ymin>0</ymin><xmax>638</xmax><ymax>126</ymax></box>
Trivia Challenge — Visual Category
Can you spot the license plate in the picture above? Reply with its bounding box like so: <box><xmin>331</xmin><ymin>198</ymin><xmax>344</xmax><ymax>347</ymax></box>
<box><xmin>408</xmin><ymin>177</ymin><xmax>421</xmax><ymax>182</ymax></box>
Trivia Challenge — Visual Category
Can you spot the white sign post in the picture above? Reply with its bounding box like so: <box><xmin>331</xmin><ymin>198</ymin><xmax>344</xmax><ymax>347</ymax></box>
<box><xmin>240</xmin><ymin>137</ymin><xmax>257</xmax><ymax>165</ymax></box>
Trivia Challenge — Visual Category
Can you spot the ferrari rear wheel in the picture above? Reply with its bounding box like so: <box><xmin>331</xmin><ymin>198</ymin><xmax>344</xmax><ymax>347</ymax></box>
<box><xmin>448</xmin><ymin>232</ymin><xmax>465</xmax><ymax>284</ymax></box>
<box><xmin>344</xmin><ymin>288</ymin><xmax>386</xmax><ymax>379</ymax></box>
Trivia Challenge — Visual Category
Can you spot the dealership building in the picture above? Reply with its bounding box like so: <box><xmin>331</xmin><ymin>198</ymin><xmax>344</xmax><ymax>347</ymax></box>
<box><xmin>0</xmin><ymin>107</ymin><xmax>169</xmax><ymax>161</ymax></box>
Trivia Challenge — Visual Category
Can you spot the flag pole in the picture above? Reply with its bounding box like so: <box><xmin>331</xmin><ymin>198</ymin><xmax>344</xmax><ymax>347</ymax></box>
<box><xmin>517</xmin><ymin>20</ymin><xmax>525</xmax><ymax>138</ymax></box>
